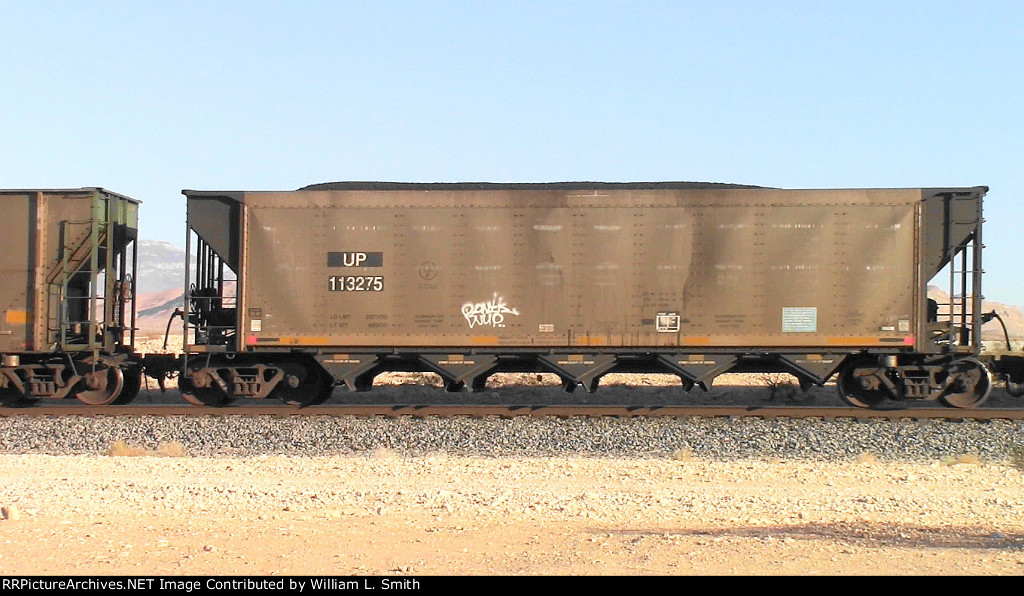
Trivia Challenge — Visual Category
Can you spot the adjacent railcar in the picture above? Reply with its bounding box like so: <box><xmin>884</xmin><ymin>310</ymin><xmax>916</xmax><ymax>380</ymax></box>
<box><xmin>0</xmin><ymin>188</ymin><xmax>142</xmax><ymax>405</ymax></box>
<box><xmin>178</xmin><ymin>182</ymin><xmax>991</xmax><ymax>408</ymax></box>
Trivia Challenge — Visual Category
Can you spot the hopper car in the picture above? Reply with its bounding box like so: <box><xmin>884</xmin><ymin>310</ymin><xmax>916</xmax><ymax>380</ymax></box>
<box><xmin>0</xmin><ymin>188</ymin><xmax>142</xmax><ymax>405</ymax></box>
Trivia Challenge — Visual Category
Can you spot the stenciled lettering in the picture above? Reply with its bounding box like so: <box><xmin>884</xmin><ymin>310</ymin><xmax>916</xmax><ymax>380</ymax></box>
<box><xmin>327</xmin><ymin>251</ymin><xmax>384</xmax><ymax>268</ymax></box>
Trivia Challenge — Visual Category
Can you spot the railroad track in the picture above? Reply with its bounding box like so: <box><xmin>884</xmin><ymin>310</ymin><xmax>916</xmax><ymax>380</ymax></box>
<box><xmin>2</xmin><ymin>403</ymin><xmax>1024</xmax><ymax>420</ymax></box>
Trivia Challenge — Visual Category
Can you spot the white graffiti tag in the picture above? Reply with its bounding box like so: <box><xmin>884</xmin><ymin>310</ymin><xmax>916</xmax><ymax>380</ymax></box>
<box><xmin>461</xmin><ymin>293</ymin><xmax>520</xmax><ymax>329</ymax></box>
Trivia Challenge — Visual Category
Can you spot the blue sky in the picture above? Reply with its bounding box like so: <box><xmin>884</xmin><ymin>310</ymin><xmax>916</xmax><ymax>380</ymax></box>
<box><xmin>2</xmin><ymin>1</ymin><xmax>1022</xmax><ymax>305</ymax></box>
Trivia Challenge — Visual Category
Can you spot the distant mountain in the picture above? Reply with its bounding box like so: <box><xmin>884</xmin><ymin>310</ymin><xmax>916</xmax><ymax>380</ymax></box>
<box><xmin>134</xmin><ymin>240</ymin><xmax>185</xmax><ymax>332</ymax></box>
<box><xmin>135</xmin><ymin>240</ymin><xmax>185</xmax><ymax>295</ymax></box>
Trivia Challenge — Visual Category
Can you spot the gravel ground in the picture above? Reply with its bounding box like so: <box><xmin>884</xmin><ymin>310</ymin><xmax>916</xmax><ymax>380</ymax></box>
<box><xmin>1</xmin><ymin>454</ymin><xmax>1023</xmax><ymax>575</ymax></box>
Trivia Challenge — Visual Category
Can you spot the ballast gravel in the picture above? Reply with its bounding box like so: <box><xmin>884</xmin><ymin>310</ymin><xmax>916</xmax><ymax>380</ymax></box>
<box><xmin>0</xmin><ymin>415</ymin><xmax>1022</xmax><ymax>462</ymax></box>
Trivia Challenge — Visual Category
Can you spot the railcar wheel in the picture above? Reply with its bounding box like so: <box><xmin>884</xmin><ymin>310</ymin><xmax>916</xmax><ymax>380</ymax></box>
<box><xmin>939</xmin><ymin>357</ymin><xmax>992</xmax><ymax>408</ymax></box>
<box><xmin>273</xmin><ymin>361</ymin><xmax>328</xmax><ymax>406</ymax></box>
<box><xmin>836</xmin><ymin>359</ymin><xmax>892</xmax><ymax>409</ymax></box>
<box><xmin>74</xmin><ymin>367</ymin><xmax>125</xmax><ymax>406</ymax></box>
<box><xmin>118</xmin><ymin>369</ymin><xmax>142</xmax><ymax>404</ymax></box>
<box><xmin>179</xmin><ymin>375</ymin><xmax>232</xmax><ymax>407</ymax></box>
<box><xmin>1006</xmin><ymin>382</ymin><xmax>1024</xmax><ymax>397</ymax></box>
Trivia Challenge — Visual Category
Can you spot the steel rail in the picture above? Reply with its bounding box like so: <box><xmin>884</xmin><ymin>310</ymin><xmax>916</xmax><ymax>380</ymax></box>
<box><xmin>1</xmin><ymin>404</ymin><xmax>1023</xmax><ymax>421</ymax></box>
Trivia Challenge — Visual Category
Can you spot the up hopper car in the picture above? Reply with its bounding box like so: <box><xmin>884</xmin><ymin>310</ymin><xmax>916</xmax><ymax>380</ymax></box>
<box><xmin>171</xmin><ymin>182</ymin><xmax>1017</xmax><ymax>408</ymax></box>
<box><xmin>0</xmin><ymin>188</ymin><xmax>143</xmax><ymax>405</ymax></box>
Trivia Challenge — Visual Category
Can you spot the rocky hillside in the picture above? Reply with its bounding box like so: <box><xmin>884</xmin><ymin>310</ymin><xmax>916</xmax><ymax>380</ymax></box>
<box><xmin>135</xmin><ymin>240</ymin><xmax>185</xmax><ymax>295</ymax></box>
<box><xmin>928</xmin><ymin>285</ymin><xmax>1024</xmax><ymax>344</ymax></box>
<box><xmin>136</xmin><ymin>287</ymin><xmax>182</xmax><ymax>332</ymax></box>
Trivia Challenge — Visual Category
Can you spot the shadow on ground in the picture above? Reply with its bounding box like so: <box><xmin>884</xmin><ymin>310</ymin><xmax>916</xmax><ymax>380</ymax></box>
<box><xmin>601</xmin><ymin>522</ymin><xmax>1024</xmax><ymax>551</ymax></box>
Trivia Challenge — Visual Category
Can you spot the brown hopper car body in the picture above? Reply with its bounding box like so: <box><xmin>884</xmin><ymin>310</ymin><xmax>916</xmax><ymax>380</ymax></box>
<box><xmin>189</xmin><ymin>185</ymin><xmax>975</xmax><ymax>351</ymax></box>
<box><xmin>177</xmin><ymin>183</ymin><xmax>1001</xmax><ymax>408</ymax></box>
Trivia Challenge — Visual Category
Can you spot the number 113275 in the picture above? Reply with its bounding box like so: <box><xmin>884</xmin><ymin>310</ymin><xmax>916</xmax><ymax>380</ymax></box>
<box><xmin>328</xmin><ymin>276</ymin><xmax>384</xmax><ymax>292</ymax></box>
